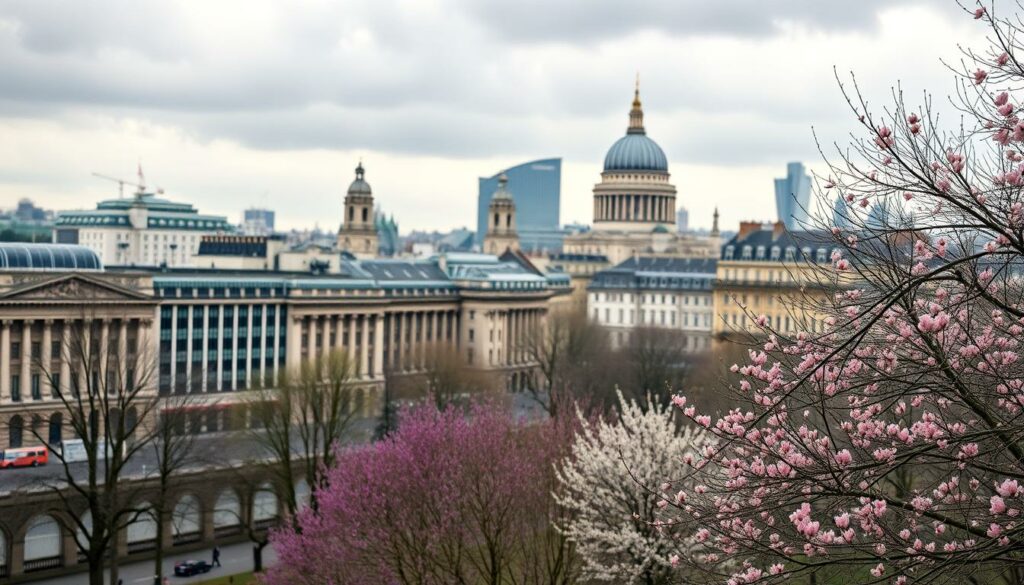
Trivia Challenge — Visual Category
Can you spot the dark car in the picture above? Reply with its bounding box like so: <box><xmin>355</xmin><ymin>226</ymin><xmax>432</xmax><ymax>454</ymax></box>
<box><xmin>173</xmin><ymin>560</ymin><xmax>213</xmax><ymax>577</ymax></box>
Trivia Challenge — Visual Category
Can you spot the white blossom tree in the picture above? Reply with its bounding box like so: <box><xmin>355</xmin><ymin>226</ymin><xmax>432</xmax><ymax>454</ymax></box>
<box><xmin>554</xmin><ymin>391</ymin><xmax>710</xmax><ymax>585</ymax></box>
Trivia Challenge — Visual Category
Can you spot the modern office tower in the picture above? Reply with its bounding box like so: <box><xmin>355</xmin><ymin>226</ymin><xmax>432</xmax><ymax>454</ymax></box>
<box><xmin>477</xmin><ymin>158</ymin><xmax>561</xmax><ymax>252</ymax></box>
<box><xmin>242</xmin><ymin>208</ymin><xmax>276</xmax><ymax>235</ymax></box>
<box><xmin>774</xmin><ymin>162</ymin><xmax>812</xmax><ymax>230</ymax></box>
<box><xmin>676</xmin><ymin>206</ymin><xmax>690</xmax><ymax>233</ymax></box>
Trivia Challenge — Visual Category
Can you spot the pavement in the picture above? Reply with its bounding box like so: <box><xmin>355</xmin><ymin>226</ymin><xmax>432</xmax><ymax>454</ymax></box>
<box><xmin>32</xmin><ymin>540</ymin><xmax>276</xmax><ymax>585</ymax></box>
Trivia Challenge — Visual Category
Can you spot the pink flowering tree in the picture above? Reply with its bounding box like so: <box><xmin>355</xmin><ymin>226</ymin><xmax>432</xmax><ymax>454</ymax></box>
<box><xmin>665</xmin><ymin>3</ymin><xmax>1024</xmax><ymax>584</ymax></box>
<box><xmin>262</xmin><ymin>401</ymin><xmax>580</xmax><ymax>585</ymax></box>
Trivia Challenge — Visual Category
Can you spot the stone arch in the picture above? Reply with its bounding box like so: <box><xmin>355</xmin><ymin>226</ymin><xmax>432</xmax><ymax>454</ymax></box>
<box><xmin>125</xmin><ymin>502</ymin><xmax>157</xmax><ymax>553</ymax></box>
<box><xmin>22</xmin><ymin>514</ymin><xmax>62</xmax><ymax>572</ymax></box>
<box><xmin>213</xmin><ymin>488</ymin><xmax>241</xmax><ymax>536</ymax></box>
<box><xmin>171</xmin><ymin>494</ymin><xmax>202</xmax><ymax>544</ymax></box>
<box><xmin>251</xmin><ymin>482</ymin><xmax>278</xmax><ymax>529</ymax></box>
<box><xmin>8</xmin><ymin>415</ymin><xmax>23</xmax><ymax>448</ymax></box>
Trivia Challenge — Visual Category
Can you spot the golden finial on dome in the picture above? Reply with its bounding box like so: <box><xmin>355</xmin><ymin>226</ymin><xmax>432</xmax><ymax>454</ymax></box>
<box><xmin>628</xmin><ymin>73</ymin><xmax>645</xmax><ymax>134</ymax></box>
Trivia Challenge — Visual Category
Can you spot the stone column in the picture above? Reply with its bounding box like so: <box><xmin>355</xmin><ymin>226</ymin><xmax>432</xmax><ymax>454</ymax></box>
<box><xmin>287</xmin><ymin>315</ymin><xmax>302</xmax><ymax>373</ymax></box>
<box><xmin>217</xmin><ymin>309</ymin><xmax>226</xmax><ymax>391</ymax></box>
<box><xmin>118</xmin><ymin>319</ymin><xmax>127</xmax><ymax>392</ymax></box>
<box><xmin>231</xmin><ymin>306</ymin><xmax>240</xmax><ymax>391</ymax></box>
<box><xmin>0</xmin><ymin>320</ymin><xmax>10</xmax><ymax>401</ymax></box>
<box><xmin>169</xmin><ymin>307</ymin><xmax>178</xmax><ymax>391</ymax></box>
<box><xmin>245</xmin><ymin>305</ymin><xmax>254</xmax><ymax>389</ymax></box>
<box><xmin>359</xmin><ymin>316</ymin><xmax>370</xmax><ymax>379</ymax></box>
<box><xmin>41</xmin><ymin>320</ymin><xmax>53</xmax><ymax>399</ymax></box>
<box><xmin>185</xmin><ymin>308</ymin><xmax>194</xmax><ymax>391</ymax></box>
<box><xmin>347</xmin><ymin>315</ymin><xmax>357</xmax><ymax>370</ymax></box>
<box><xmin>373</xmin><ymin>314</ymin><xmax>384</xmax><ymax>379</ymax></box>
<box><xmin>259</xmin><ymin>305</ymin><xmax>268</xmax><ymax>385</ymax></box>
<box><xmin>59</xmin><ymin>321</ymin><xmax>71</xmax><ymax>396</ymax></box>
<box><xmin>202</xmin><ymin>306</ymin><xmax>210</xmax><ymax>393</ymax></box>
<box><xmin>21</xmin><ymin>320</ymin><xmax>33</xmax><ymax>400</ymax></box>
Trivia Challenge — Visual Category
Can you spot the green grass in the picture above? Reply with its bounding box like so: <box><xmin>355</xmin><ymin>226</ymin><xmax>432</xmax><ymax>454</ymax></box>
<box><xmin>195</xmin><ymin>572</ymin><xmax>256</xmax><ymax>585</ymax></box>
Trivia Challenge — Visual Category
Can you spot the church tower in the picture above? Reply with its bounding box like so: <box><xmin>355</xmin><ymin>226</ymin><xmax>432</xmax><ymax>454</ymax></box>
<box><xmin>483</xmin><ymin>173</ymin><xmax>519</xmax><ymax>255</ymax></box>
<box><xmin>337</xmin><ymin>162</ymin><xmax>379</xmax><ymax>258</ymax></box>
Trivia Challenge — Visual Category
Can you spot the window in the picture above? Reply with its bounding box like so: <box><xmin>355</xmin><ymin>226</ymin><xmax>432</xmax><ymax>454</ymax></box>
<box><xmin>468</xmin><ymin>329</ymin><xmax>475</xmax><ymax>341</ymax></box>
<box><xmin>724</xmin><ymin>246</ymin><xmax>735</xmax><ymax>260</ymax></box>
<box><xmin>31</xmin><ymin>375</ymin><xmax>41</xmax><ymax>400</ymax></box>
<box><xmin>11</xmin><ymin>342</ymin><xmax>20</xmax><ymax>357</ymax></box>
<box><xmin>11</xmin><ymin>375</ymin><xmax>20</xmax><ymax>402</ymax></box>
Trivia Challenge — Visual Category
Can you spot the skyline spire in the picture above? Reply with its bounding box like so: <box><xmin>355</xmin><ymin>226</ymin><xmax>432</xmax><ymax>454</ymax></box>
<box><xmin>628</xmin><ymin>74</ymin><xmax>645</xmax><ymax>135</ymax></box>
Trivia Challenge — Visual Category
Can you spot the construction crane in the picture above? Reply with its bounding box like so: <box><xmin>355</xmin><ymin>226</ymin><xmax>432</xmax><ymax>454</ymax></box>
<box><xmin>91</xmin><ymin>173</ymin><xmax>145</xmax><ymax>199</ymax></box>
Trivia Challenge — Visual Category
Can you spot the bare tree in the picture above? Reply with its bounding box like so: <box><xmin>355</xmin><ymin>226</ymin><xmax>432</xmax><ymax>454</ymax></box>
<box><xmin>24</xmin><ymin>312</ymin><xmax>160</xmax><ymax>585</ymax></box>
<box><xmin>615</xmin><ymin>326</ymin><xmax>691</xmax><ymax>409</ymax></box>
<box><xmin>521</xmin><ymin>307</ymin><xmax>612</xmax><ymax>416</ymax></box>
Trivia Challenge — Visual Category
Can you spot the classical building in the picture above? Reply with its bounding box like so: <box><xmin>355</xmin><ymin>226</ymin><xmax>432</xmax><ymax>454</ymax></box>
<box><xmin>0</xmin><ymin>243</ymin><xmax>572</xmax><ymax>450</ymax></box>
<box><xmin>53</xmin><ymin>189</ymin><xmax>231</xmax><ymax>268</ymax></box>
<box><xmin>714</xmin><ymin>221</ymin><xmax>839</xmax><ymax>337</ymax></box>
<box><xmin>482</xmin><ymin>174</ymin><xmax>520</xmax><ymax>255</ymax></box>
<box><xmin>560</xmin><ymin>83</ymin><xmax>720</xmax><ymax>295</ymax></box>
<box><xmin>587</xmin><ymin>256</ymin><xmax>715</xmax><ymax>351</ymax></box>
<box><xmin>337</xmin><ymin>163</ymin><xmax>379</xmax><ymax>258</ymax></box>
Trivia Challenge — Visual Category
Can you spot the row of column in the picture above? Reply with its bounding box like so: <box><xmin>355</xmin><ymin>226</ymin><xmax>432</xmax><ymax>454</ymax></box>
<box><xmin>385</xmin><ymin>309</ymin><xmax>459</xmax><ymax>374</ymax></box>
<box><xmin>288</xmin><ymin>313</ymin><xmax>382</xmax><ymax>379</ymax></box>
<box><xmin>0</xmin><ymin>318</ymin><xmax>150</xmax><ymax>404</ymax></box>
<box><xmin>502</xmin><ymin>308</ymin><xmax>541</xmax><ymax>366</ymax></box>
<box><xmin>167</xmin><ymin>305</ymin><xmax>281</xmax><ymax>393</ymax></box>
<box><xmin>596</xmin><ymin>194</ymin><xmax>673</xmax><ymax>223</ymax></box>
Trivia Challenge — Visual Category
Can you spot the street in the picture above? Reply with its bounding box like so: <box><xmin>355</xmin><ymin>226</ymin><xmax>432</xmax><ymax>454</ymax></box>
<box><xmin>31</xmin><ymin>541</ymin><xmax>276</xmax><ymax>585</ymax></box>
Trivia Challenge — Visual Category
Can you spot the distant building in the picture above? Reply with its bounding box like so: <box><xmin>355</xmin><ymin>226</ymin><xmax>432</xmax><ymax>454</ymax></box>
<box><xmin>242</xmin><ymin>208</ymin><xmax>275</xmax><ymax>235</ymax></box>
<box><xmin>774</xmin><ymin>162</ymin><xmax>812</xmax><ymax>230</ymax></box>
<box><xmin>676</xmin><ymin>206</ymin><xmax>690</xmax><ymax>232</ymax></box>
<box><xmin>588</xmin><ymin>256</ymin><xmax>716</xmax><ymax>351</ymax></box>
<box><xmin>53</xmin><ymin>189</ymin><xmax>231</xmax><ymax>268</ymax></box>
<box><xmin>337</xmin><ymin>162</ymin><xmax>379</xmax><ymax>258</ymax></box>
<box><xmin>477</xmin><ymin>158</ymin><xmax>561</xmax><ymax>252</ymax></box>
<box><xmin>482</xmin><ymin>174</ymin><xmax>520</xmax><ymax>255</ymax></box>
<box><xmin>376</xmin><ymin>211</ymin><xmax>399</xmax><ymax>257</ymax></box>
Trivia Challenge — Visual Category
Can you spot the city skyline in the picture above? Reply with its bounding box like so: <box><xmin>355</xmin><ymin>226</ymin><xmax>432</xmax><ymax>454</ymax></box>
<box><xmin>0</xmin><ymin>1</ymin><xmax>983</xmax><ymax>232</ymax></box>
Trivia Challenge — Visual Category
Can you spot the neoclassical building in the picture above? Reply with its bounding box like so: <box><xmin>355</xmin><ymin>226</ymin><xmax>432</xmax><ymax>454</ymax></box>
<box><xmin>0</xmin><ymin>243</ymin><xmax>571</xmax><ymax>449</ymax></box>
<box><xmin>558</xmin><ymin>84</ymin><xmax>720</xmax><ymax>291</ymax></box>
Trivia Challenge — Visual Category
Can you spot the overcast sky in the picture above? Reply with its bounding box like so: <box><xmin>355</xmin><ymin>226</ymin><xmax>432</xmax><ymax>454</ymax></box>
<box><xmin>0</xmin><ymin>0</ymin><xmax>986</xmax><ymax>232</ymax></box>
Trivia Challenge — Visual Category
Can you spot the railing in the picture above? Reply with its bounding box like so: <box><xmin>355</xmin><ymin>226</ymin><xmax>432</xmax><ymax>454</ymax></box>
<box><xmin>24</xmin><ymin>556</ymin><xmax>62</xmax><ymax>573</ymax></box>
<box><xmin>214</xmin><ymin>524</ymin><xmax>241</xmax><ymax>538</ymax></box>
<box><xmin>126</xmin><ymin>539</ymin><xmax>157</xmax><ymax>554</ymax></box>
<box><xmin>173</xmin><ymin>531</ymin><xmax>201</xmax><ymax>546</ymax></box>
<box><xmin>253</xmin><ymin>517</ymin><xmax>278</xmax><ymax>531</ymax></box>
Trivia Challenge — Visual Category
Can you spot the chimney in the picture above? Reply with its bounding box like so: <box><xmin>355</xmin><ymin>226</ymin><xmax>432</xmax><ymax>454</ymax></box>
<box><xmin>738</xmin><ymin>221</ymin><xmax>761</xmax><ymax>241</ymax></box>
<box><xmin>772</xmin><ymin>221</ymin><xmax>786</xmax><ymax>240</ymax></box>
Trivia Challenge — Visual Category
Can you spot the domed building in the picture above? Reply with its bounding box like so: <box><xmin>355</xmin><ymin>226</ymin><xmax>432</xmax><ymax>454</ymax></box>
<box><xmin>337</xmin><ymin>162</ymin><xmax>380</xmax><ymax>258</ymax></box>
<box><xmin>559</xmin><ymin>83</ymin><xmax>720</xmax><ymax>286</ymax></box>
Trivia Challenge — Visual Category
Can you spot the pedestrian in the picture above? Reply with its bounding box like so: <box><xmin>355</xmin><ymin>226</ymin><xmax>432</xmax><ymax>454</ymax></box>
<box><xmin>212</xmin><ymin>545</ymin><xmax>222</xmax><ymax>568</ymax></box>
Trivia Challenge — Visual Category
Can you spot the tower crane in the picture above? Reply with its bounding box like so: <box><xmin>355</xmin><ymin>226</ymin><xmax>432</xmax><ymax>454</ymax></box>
<box><xmin>91</xmin><ymin>173</ymin><xmax>145</xmax><ymax>199</ymax></box>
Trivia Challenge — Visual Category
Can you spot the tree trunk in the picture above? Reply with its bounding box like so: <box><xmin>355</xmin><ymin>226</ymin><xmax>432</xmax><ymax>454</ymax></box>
<box><xmin>109</xmin><ymin>560</ymin><xmax>119</xmax><ymax>585</ymax></box>
<box><xmin>89</xmin><ymin>562</ymin><xmax>105</xmax><ymax>585</ymax></box>
<box><xmin>153</xmin><ymin>511</ymin><xmax>165</xmax><ymax>585</ymax></box>
<box><xmin>253</xmin><ymin>542</ymin><xmax>264</xmax><ymax>572</ymax></box>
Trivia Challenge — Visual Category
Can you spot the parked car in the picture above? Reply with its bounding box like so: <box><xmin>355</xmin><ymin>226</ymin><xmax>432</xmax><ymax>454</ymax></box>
<box><xmin>173</xmin><ymin>560</ymin><xmax>212</xmax><ymax>577</ymax></box>
<box><xmin>0</xmin><ymin>446</ymin><xmax>48</xmax><ymax>469</ymax></box>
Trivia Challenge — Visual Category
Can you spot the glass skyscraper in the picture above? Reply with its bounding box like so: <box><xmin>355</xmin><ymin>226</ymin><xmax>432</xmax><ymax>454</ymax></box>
<box><xmin>476</xmin><ymin>158</ymin><xmax>561</xmax><ymax>252</ymax></box>
<box><xmin>774</xmin><ymin>162</ymin><xmax>811</xmax><ymax>230</ymax></box>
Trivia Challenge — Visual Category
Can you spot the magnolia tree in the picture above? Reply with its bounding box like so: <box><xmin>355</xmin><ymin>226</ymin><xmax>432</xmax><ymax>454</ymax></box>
<box><xmin>664</xmin><ymin>3</ymin><xmax>1024</xmax><ymax>584</ymax></box>
<box><xmin>263</xmin><ymin>401</ymin><xmax>580</xmax><ymax>585</ymax></box>
<box><xmin>556</xmin><ymin>391</ymin><xmax>710</xmax><ymax>585</ymax></box>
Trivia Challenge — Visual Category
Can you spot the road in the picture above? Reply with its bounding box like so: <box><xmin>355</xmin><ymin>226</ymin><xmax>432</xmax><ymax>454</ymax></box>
<box><xmin>32</xmin><ymin>541</ymin><xmax>276</xmax><ymax>585</ymax></box>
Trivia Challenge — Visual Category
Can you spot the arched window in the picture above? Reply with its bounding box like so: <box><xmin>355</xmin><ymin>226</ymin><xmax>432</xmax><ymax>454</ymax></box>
<box><xmin>506</xmin><ymin>214</ymin><xmax>511</xmax><ymax>228</ymax></box>
<box><xmin>125</xmin><ymin>407</ymin><xmax>138</xmax><ymax>439</ymax></box>
<box><xmin>126</xmin><ymin>503</ymin><xmax>157</xmax><ymax>550</ymax></box>
<box><xmin>213</xmin><ymin>489</ymin><xmax>241</xmax><ymax>532</ymax></box>
<box><xmin>294</xmin><ymin>479</ymin><xmax>311</xmax><ymax>512</ymax></box>
<box><xmin>493</xmin><ymin>213</ymin><xmax>500</xmax><ymax>228</ymax></box>
<box><xmin>252</xmin><ymin>482</ymin><xmax>278</xmax><ymax>526</ymax></box>
<box><xmin>48</xmin><ymin>413</ymin><xmax>63</xmax><ymax>446</ymax></box>
<box><xmin>172</xmin><ymin>495</ymin><xmax>201</xmax><ymax>542</ymax></box>
<box><xmin>361</xmin><ymin>207</ymin><xmax>368</xmax><ymax>223</ymax></box>
<box><xmin>23</xmin><ymin>515</ymin><xmax>61</xmax><ymax>568</ymax></box>
<box><xmin>348</xmin><ymin>206</ymin><xmax>354</xmax><ymax>222</ymax></box>
<box><xmin>8</xmin><ymin>416</ymin><xmax>23</xmax><ymax>448</ymax></box>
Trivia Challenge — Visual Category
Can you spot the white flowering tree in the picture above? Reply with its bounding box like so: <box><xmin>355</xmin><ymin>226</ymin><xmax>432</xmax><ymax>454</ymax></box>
<box><xmin>554</xmin><ymin>391</ymin><xmax>710</xmax><ymax>585</ymax></box>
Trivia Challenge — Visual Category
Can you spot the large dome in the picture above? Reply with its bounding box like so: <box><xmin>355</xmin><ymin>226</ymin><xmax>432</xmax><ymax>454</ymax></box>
<box><xmin>603</xmin><ymin>134</ymin><xmax>668</xmax><ymax>172</ymax></box>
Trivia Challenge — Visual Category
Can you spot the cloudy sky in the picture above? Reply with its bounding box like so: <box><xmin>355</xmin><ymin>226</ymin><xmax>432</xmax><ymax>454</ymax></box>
<box><xmin>0</xmin><ymin>0</ymin><xmax>986</xmax><ymax>232</ymax></box>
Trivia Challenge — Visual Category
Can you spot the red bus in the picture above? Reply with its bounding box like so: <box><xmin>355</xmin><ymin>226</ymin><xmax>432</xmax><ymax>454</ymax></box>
<box><xmin>0</xmin><ymin>446</ymin><xmax>48</xmax><ymax>469</ymax></box>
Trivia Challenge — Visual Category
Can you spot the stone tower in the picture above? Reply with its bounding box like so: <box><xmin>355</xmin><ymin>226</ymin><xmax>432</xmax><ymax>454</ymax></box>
<box><xmin>483</xmin><ymin>173</ymin><xmax>519</xmax><ymax>255</ymax></box>
<box><xmin>337</xmin><ymin>162</ymin><xmax>379</xmax><ymax>258</ymax></box>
